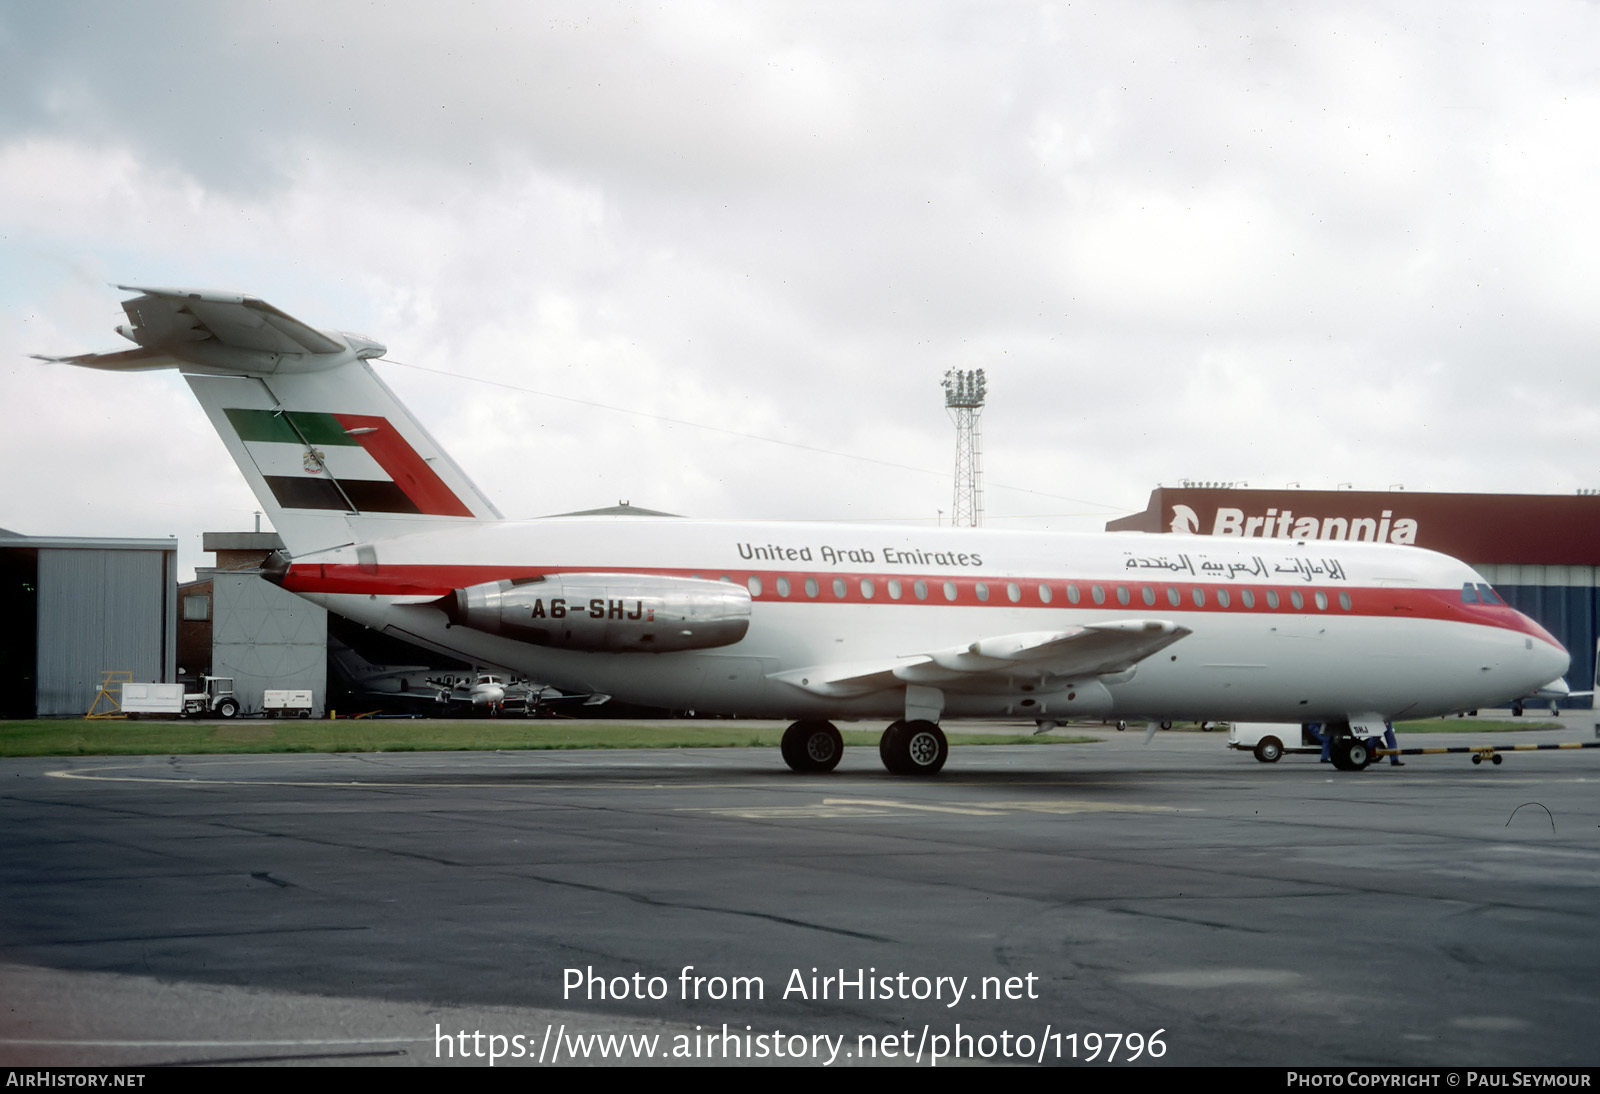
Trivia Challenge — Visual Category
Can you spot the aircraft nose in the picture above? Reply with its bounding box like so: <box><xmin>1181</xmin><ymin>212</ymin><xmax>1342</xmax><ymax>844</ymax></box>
<box><xmin>1523</xmin><ymin>619</ymin><xmax>1571</xmax><ymax>693</ymax></box>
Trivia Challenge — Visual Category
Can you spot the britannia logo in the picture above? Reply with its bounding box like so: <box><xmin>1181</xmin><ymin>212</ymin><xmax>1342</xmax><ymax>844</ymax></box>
<box><xmin>303</xmin><ymin>448</ymin><xmax>326</xmax><ymax>475</ymax></box>
<box><xmin>1169</xmin><ymin>504</ymin><xmax>1419</xmax><ymax>544</ymax></box>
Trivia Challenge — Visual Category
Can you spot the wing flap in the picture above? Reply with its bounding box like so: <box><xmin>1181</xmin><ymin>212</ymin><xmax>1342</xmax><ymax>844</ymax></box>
<box><xmin>771</xmin><ymin>619</ymin><xmax>1191</xmax><ymax>698</ymax></box>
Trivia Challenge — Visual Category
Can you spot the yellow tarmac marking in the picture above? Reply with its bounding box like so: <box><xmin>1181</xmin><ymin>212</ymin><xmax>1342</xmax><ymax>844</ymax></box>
<box><xmin>688</xmin><ymin>805</ymin><xmax>900</xmax><ymax>819</ymax></box>
<box><xmin>686</xmin><ymin>798</ymin><xmax>1183</xmax><ymax>819</ymax></box>
<box><xmin>43</xmin><ymin>768</ymin><xmax>762</xmax><ymax>792</ymax></box>
<box><xmin>823</xmin><ymin>797</ymin><xmax>1012</xmax><ymax>816</ymax></box>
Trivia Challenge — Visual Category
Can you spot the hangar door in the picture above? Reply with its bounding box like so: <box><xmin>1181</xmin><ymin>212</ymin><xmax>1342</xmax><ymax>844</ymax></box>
<box><xmin>36</xmin><ymin>548</ymin><xmax>173</xmax><ymax>716</ymax></box>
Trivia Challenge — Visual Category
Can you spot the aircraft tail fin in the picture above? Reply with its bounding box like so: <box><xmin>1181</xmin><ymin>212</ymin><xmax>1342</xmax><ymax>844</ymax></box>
<box><xmin>44</xmin><ymin>286</ymin><xmax>500</xmax><ymax>557</ymax></box>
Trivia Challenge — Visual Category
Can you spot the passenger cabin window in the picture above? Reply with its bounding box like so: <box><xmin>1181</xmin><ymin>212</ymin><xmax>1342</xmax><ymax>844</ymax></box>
<box><xmin>1039</xmin><ymin>583</ymin><xmax>1053</xmax><ymax>604</ymax></box>
<box><xmin>1290</xmin><ymin>590</ymin><xmax>1304</xmax><ymax>610</ymax></box>
<box><xmin>943</xmin><ymin>581</ymin><xmax>958</xmax><ymax>602</ymax></box>
<box><xmin>887</xmin><ymin>579</ymin><xmax>902</xmax><ymax>600</ymax></box>
<box><xmin>747</xmin><ymin>576</ymin><xmax>762</xmax><ymax>596</ymax></box>
<box><xmin>1217</xmin><ymin>589</ymin><xmax>1230</xmax><ymax>608</ymax></box>
<box><xmin>776</xmin><ymin>576</ymin><xmax>791</xmax><ymax>597</ymax></box>
<box><xmin>1339</xmin><ymin>592</ymin><xmax>1352</xmax><ymax>610</ymax></box>
<box><xmin>860</xmin><ymin>578</ymin><xmax>875</xmax><ymax>599</ymax></box>
<box><xmin>1191</xmin><ymin>587</ymin><xmax>1205</xmax><ymax>607</ymax></box>
<box><xmin>1116</xmin><ymin>585</ymin><xmax>1131</xmax><ymax>605</ymax></box>
<box><xmin>975</xmin><ymin>582</ymin><xmax>990</xmax><ymax>602</ymax></box>
<box><xmin>1007</xmin><ymin>582</ymin><xmax>1021</xmax><ymax>603</ymax></box>
<box><xmin>832</xmin><ymin>578</ymin><xmax>847</xmax><ymax>599</ymax></box>
<box><xmin>1091</xmin><ymin>584</ymin><xmax>1105</xmax><ymax>604</ymax></box>
<box><xmin>1067</xmin><ymin>584</ymin><xmax>1081</xmax><ymax>604</ymax></box>
<box><xmin>804</xmin><ymin>577</ymin><xmax>819</xmax><ymax>598</ymax></box>
<box><xmin>1240</xmin><ymin>589</ymin><xmax>1255</xmax><ymax>608</ymax></box>
<box><xmin>914</xmin><ymin>580</ymin><xmax>928</xmax><ymax>600</ymax></box>
<box><xmin>1166</xmin><ymin>586</ymin><xmax>1181</xmax><ymax>607</ymax></box>
<box><xmin>1266</xmin><ymin>590</ymin><xmax>1280</xmax><ymax>609</ymax></box>
<box><xmin>1141</xmin><ymin>586</ymin><xmax>1156</xmax><ymax>606</ymax></box>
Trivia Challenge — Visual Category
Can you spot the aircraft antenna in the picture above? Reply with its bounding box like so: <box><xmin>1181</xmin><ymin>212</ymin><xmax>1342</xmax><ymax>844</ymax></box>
<box><xmin>941</xmin><ymin>368</ymin><xmax>986</xmax><ymax>528</ymax></box>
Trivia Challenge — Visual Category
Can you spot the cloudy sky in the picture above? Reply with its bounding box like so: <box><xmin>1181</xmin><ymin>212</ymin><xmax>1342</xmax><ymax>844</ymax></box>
<box><xmin>3</xmin><ymin>1</ymin><xmax>1598</xmax><ymax>578</ymax></box>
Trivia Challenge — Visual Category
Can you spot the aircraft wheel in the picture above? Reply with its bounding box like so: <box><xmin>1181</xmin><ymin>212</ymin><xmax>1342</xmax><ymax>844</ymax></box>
<box><xmin>216</xmin><ymin>698</ymin><xmax>239</xmax><ymax>719</ymax></box>
<box><xmin>883</xmin><ymin>719</ymin><xmax>948</xmax><ymax>776</ymax></box>
<box><xmin>1159</xmin><ymin>720</ymin><xmax>1173</xmax><ymax>731</ymax></box>
<box><xmin>781</xmin><ymin>720</ymin><xmax>843</xmax><ymax>773</ymax></box>
<box><xmin>1200</xmin><ymin>721</ymin><xmax>1214</xmax><ymax>732</ymax></box>
<box><xmin>879</xmin><ymin>720</ymin><xmax>909</xmax><ymax>774</ymax></box>
<box><xmin>1253</xmin><ymin>737</ymin><xmax>1283</xmax><ymax>763</ymax></box>
<box><xmin>1116</xmin><ymin>720</ymin><xmax>1127</xmax><ymax>732</ymax></box>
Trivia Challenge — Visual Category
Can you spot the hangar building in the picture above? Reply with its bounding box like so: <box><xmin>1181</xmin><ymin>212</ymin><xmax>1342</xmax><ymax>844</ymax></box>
<box><xmin>1108</xmin><ymin>488</ymin><xmax>1598</xmax><ymax>706</ymax></box>
<box><xmin>0</xmin><ymin>528</ymin><xmax>178</xmax><ymax>718</ymax></box>
<box><xmin>178</xmin><ymin>531</ymin><xmax>328</xmax><ymax>718</ymax></box>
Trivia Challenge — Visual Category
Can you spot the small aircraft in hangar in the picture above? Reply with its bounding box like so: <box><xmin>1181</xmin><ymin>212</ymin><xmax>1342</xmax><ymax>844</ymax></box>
<box><xmin>41</xmin><ymin>287</ymin><xmax>1571</xmax><ymax>773</ymax></box>
<box><xmin>326</xmin><ymin>634</ymin><xmax>606</xmax><ymax>717</ymax></box>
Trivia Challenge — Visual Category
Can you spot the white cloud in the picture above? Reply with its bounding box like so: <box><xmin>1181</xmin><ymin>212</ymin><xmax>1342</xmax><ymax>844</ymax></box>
<box><xmin>4</xmin><ymin>0</ymin><xmax>1600</xmax><ymax>576</ymax></box>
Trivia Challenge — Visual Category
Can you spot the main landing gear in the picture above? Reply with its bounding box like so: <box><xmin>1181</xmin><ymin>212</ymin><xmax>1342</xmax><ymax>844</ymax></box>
<box><xmin>779</xmin><ymin>720</ymin><xmax>844</xmax><ymax>773</ymax></box>
<box><xmin>779</xmin><ymin>719</ymin><xmax>950</xmax><ymax>776</ymax></box>
<box><xmin>879</xmin><ymin>719</ymin><xmax>949</xmax><ymax>776</ymax></box>
<box><xmin>1329</xmin><ymin>735</ymin><xmax>1374</xmax><ymax>771</ymax></box>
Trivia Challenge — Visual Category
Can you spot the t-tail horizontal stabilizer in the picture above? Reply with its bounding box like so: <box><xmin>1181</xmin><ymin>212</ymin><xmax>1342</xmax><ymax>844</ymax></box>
<box><xmin>33</xmin><ymin>285</ymin><xmax>383</xmax><ymax>375</ymax></box>
<box><xmin>40</xmin><ymin>287</ymin><xmax>501</xmax><ymax>556</ymax></box>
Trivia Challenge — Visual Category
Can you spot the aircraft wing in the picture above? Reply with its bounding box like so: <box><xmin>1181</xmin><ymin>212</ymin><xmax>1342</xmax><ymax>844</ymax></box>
<box><xmin>771</xmin><ymin>619</ymin><xmax>1190</xmax><ymax>698</ymax></box>
<box><xmin>33</xmin><ymin>285</ymin><xmax>359</xmax><ymax>370</ymax></box>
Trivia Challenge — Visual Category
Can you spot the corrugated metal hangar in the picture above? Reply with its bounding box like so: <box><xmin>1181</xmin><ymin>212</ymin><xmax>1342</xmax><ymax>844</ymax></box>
<box><xmin>0</xmin><ymin>528</ymin><xmax>178</xmax><ymax>718</ymax></box>
<box><xmin>1108</xmin><ymin>488</ymin><xmax>1599</xmax><ymax>706</ymax></box>
<box><xmin>179</xmin><ymin>532</ymin><xmax>329</xmax><ymax>719</ymax></box>
<box><xmin>0</xmin><ymin>527</ymin><xmax>327</xmax><ymax>719</ymax></box>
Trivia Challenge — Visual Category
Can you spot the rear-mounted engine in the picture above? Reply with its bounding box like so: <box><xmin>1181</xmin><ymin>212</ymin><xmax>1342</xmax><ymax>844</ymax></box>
<box><xmin>441</xmin><ymin>573</ymin><xmax>751</xmax><ymax>653</ymax></box>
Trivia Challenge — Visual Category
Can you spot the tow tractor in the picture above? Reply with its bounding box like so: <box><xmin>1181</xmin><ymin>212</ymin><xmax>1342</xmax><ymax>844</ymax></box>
<box><xmin>122</xmin><ymin>677</ymin><xmax>240</xmax><ymax>718</ymax></box>
<box><xmin>1232</xmin><ymin>720</ymin><xmax>1600</xmax><ymax>769</ymax></box>
<box><xmin>1228</xmin><ymin>721</ymin><xmax>1386</xmax><ymax>770</ymax></box>
<box><xmin>183</xmin><ymin>676</ymin><xmax>240</xmax><ymax>718</ymax></box>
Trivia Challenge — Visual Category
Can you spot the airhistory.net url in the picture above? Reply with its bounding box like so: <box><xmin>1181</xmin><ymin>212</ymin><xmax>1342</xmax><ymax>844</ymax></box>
<box><xmin>434</xmin><ymin>1022</ymin><xmax>1167</xmax><ymax>1065</ymax></box>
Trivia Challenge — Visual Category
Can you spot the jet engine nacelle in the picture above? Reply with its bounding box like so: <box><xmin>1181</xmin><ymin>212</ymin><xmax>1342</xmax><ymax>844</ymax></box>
<box><xmin>443</xmin><ymin>573</ymin><xmax>751</xmax><ymax>653</ymax></box>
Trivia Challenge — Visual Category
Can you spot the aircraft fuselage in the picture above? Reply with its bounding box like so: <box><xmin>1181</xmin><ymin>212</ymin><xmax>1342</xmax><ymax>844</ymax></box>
<box><xmin>276</xmin><ymin>518</ymin><xmax>1566</xmax><ymax>724</ymax></box>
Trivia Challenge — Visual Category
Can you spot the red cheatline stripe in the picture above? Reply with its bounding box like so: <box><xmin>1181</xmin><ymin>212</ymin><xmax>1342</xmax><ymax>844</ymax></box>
<box><xmin>333</xmin><ymin>414</ymin><xmax>473</xmax><ymax>517</ymax></box>
<box><xmin>276</xmin><ymin>563</ymin><xmax>1561</xmax><ymax>646</ymax></box>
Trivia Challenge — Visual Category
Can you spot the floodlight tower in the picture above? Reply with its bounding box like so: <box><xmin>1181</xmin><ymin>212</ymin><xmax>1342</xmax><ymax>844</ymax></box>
<box><xmin>942</xmin><ymin>368</ymin><xmax>987</xmax><ymax>528</ymax></box>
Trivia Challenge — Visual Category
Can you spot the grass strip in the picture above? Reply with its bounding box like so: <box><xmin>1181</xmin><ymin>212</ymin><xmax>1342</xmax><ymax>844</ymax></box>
<box><xmin>0</xmin><ymin>719</ymin><xmax>1098</xmax><ymax>758</ymax></box>
<box><xmin>1393</xmin><ymin>719</ymin><xmax>1561</xmax><ymax>733</ymax></box>
<box><xmin>0</xmin><ymin>716</ymin><xmax>1562</xmax><ymax>758</ymax></box>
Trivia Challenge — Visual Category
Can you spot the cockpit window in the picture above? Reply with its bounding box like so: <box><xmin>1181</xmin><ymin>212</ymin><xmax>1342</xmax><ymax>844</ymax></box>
<box><xmin>1476</xmin><ymin>583</ymin><xmax>1505</xmax><ymax>606</ymax></box>
<box><xmin>1460</xmin><ymin>583</ymin><xmax>1480</xmax><ymax>604</ymax></box>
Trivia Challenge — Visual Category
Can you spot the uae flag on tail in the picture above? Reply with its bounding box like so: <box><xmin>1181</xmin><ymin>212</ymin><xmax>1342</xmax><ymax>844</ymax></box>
<box><xmin>225</xmin><ymin>408</ymin><xmax>473</xmax><ymax>516</ymax></box>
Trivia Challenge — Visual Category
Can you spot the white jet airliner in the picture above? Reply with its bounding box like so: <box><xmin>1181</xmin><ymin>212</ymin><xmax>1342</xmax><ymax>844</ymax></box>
<box><xmin>41</xmin><ymin>287</ymin><xmax>1571</xmax><ymax>774</ymax></box>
